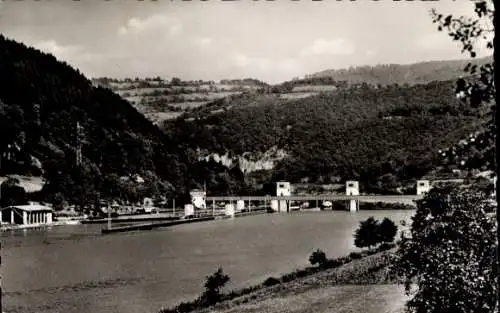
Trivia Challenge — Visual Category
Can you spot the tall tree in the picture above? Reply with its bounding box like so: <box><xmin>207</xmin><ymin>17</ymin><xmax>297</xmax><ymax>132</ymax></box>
<box><xmin>395</xmin><ymin>186</ymin><xmax>497</xmax><ymax>313</ymax></box>
<box><xmin>395</xmin><ymin>2</ymin><xmax>498</xmax><ymax>312</ymax></box>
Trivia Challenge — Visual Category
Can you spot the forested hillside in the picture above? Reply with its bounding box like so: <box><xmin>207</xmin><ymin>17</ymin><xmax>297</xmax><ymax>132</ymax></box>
<box><xmin>308</xmin><ymin>57</ymin><xmax>492</xmax><ymax>86</ymax></box>
<box><xmin>0</xmin><ymin>35</ymin><xmax>248</xmax><ymax>208</ymax></box>
<box><xmin>162</xmin><ymin>80</ymin><xmax>487</xmax><ymax>194</ymax></box>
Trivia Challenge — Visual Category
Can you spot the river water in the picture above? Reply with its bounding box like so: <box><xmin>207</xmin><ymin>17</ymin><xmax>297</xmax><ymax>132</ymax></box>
<box><xmin>2</xmin><ymin>210</ymin><xmax>415</xmax><ymax>313</ymax></box>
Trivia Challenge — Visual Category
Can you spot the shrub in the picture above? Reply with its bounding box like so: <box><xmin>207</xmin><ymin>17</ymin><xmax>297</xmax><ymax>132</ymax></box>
<box><xmin>378</xmin><ymin>242</ymin><xmax>394</xmax><ymax>251</ymax></box>
<box><xmin>349</xmin><ymin>252</ymin><xmax>363</xmax><ymax>259</ymax></box>
<box><xmin>199</xmin><ymin>267</ymin><xmax>230</xmax><ymax>306</ymax></box>
<box><xmin>354</xmin><ymin>217</ymin><xmax>380</xmax><ymax>249</ymax></box>
<box><xmin>395</xmin><ymin>186</ymin><xmax>497</xmax><ymax>313</ymax></box>
<box><xmin>309</xmin><ymin>249</ymin><xmax>328</xmax><ymax>267</ymax></box>
<box><xmin>377</xmin><ymin>217</ymin><xmax>398</xmax><ymax>243</ymax></box>
<box><xmin>262</xmin><ymin>276</ymin><xmax>280</xmax><ymax>287</ymax></box>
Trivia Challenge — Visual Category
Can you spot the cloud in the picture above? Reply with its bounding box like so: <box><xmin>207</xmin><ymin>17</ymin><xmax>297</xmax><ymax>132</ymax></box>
<box><xmin>118</xmin><ymin>15</ymin><xmax>182</xmax><ymax>36</ymax></box>
<box><xmin>365</xmin><ymin>49</ymin><xmax>376</xmax><ymax>57</ymax></box>
<box><xmin>33</xmin><ymin>39</ymin><xmax>105</xmax><ymax>75</ymax></box>
<box><xmin>230</xmin><ymin>53</ymin><xmax>272</xmax><ymax>71</ymax></box>
<box><xmin>192</xmin><ymin>37</ymin><xmax>213</xmax><ymax>48</ymax></box>
<box><xmin>415</xmin><ymin>32</ymin><xmax>451</xmax><ymax>51</ymax></box>
<box><xmin>34</xmin><ymin>40</ymin><xmax>81</xmax><ymax>56</ymax></box>
<box><xmin>278</xmin><ymin>58</ymin><xmax>299</xmax><ymax>71</ymax></box>
<box><xmin>301</xmin><ymin>38</ymin><xmax>355</xmax><ymax>56</ymax></box>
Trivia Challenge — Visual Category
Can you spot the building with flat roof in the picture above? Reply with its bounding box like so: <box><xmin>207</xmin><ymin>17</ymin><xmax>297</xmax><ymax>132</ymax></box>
<box><xmin>0</xmin><ymin>204</ymin><xmax>54</xmax><ymax>226</ymax></box>
<box><xmin>416</xmin><ymin>180</ymin><xmax>431</xmax><ymax>195</ymax></box>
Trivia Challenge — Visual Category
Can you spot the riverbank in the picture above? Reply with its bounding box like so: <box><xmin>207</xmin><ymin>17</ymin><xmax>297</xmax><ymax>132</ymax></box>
<box><xmin>159</xmin><ymin>244</ymin><xmax>403</xmax><ymax>313</ymax></box>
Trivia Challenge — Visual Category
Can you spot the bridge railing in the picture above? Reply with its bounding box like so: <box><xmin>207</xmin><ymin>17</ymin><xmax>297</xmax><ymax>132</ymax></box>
<box><xmin>205</xmin><ymin>195</ymin><xmax>424</xmax><ymax>202</ymax></box>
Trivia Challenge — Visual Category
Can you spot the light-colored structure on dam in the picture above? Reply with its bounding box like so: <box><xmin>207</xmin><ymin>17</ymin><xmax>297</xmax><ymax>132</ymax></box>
<box><xmin>184</xmin><ymin>204</ymin><xmax>195</xmax><ymax>217</ymax></box>
<box><xmin>345</xmin><ymin>181</ymin><xmax>359</xmax><ymax>195</ymax></box>
<box><xmin>190</xmin><ymin>190</ymin><xmax>207</xmax><ymax>210</ymax></box>
<box><xmin>276</xmin><ymin>181</ymin><xmax>291</xmax><ymax>212</ymax></box>
<box><xmin>236</xmin><ymin>200</ymin><xmax>245</xmax><ymax>212</ymax></box>
<box><xmin>225</xmin><ymin>203</ymin><xmax>235</xmax><ymax>217</ymax></box>
<box><xmin>346</xmin><ymin>181</ymin><xmax>359</xmax><ymax>212</ymax></box>
<box><xmin>416</xmin><ymin>180</ymin><xmax>430</xmax><ymax>195</ymax></box>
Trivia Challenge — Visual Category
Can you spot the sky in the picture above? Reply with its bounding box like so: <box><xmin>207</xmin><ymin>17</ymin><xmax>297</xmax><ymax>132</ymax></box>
<box><xmin>0</xmin><ymin>0</ymin><xmax>492</xmax><ymax>84</ymax></box>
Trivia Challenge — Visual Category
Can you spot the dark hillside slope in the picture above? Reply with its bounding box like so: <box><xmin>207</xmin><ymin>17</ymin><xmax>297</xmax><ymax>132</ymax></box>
<box><xmin>0</xmin><ymin>35</ymin><xmax>247</xmax><ymax>206</ymax></box>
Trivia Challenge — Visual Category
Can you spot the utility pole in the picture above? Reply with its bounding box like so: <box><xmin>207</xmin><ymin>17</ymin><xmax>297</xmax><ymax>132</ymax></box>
<box><xmin>107</xmin><ymin>202</ymin><xmax>112</xmax><ymax>230</ymax></box>
<box><xmin>75</xmin><ymin>122</ymin><xmax>84</xmax><ymax>167</ymax></box>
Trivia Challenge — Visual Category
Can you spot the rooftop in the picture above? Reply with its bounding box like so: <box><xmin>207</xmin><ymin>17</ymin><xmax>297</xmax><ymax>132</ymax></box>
<box><xmin>1</xmin><ymin>204</ymin><xmax>54</xmax><ymax>212</ymax></box>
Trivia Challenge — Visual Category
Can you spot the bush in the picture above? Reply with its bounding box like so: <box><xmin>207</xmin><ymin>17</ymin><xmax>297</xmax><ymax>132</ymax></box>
<box><xmin>395</xmin><ymin>186</ymin><xmax>497</xmax><ymax>313</ymax></box>
<box><xmin>354</xmin><ymin>217</ymin><xmax>398</xmax><ymax>250</ymax></box>
<box><xmin>262</xmin><ymin>276</ymin><xmax>280</xmax><ymax>287</ymax></box>
<box><xmin>354</xmin><ymin>217</ymin><xmax>380</xmax><ymax>249</ymax></box>
<box><xmin>349</xmin><ymin>252</ymin><xmax>363</xmax><ymax>259</ymax></box>
<box><xmin>378</xmin><ymin>242</ymin><xmax>395</xmax><ymax>251</ymax></box>
<box><xmin>199</xmin><ymin>267</ymin><xmax>230</xmax><ymax>306</ymax></box>
<box><xmin>309</xmin><ymin>249</ymin><xmax>328</xmax><ymax>267</ymax></box>
<box><xmin>377</xmin><ymin>217</ymin><xmax>398</xmax><ymax>243</ymax></box>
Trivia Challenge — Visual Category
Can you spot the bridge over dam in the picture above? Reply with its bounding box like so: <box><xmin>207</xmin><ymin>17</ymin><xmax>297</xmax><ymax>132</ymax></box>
<box><xmin>185</xmin><ymin>180</ymin><xmax>432</xmax><ymax>216</ymax></box>
<box><xmin>204</xmin><ymin>194</ymin><xmax>423</xmax><ymax>213</ymax></box>
<box><xmin>205</xmin><ymin>195</ymin><xmax>423</xmax><ymax>202</ymax></box>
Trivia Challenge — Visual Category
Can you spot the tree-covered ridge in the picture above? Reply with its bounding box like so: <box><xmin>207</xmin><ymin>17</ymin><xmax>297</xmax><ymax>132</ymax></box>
<box><xmin>162</xmin><ymin>79</ymin><xmax>484</xmax><ymax>193</ymax></box>
<box><xmin>307</xmin><ymin>56</ymin><xmax>492</xmax><ymax>86</ymax></box>
<box><xmin>0</xmin><ymin>35</ymin><xmax>251</xmax><ymax>207</ymax></box>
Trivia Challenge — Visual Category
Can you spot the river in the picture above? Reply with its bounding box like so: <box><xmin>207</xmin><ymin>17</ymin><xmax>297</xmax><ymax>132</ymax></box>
<box><xmin>2</xmin><ymin>210</ymin><xmax>415</xmax><ymax>313</ymax></box>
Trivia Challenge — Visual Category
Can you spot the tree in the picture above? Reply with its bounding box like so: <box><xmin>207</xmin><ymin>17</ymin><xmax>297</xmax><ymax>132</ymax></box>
<box><xmin>431</xmin><ymin>0</ymin><xmax>495</xmax><ymax>148</ymax></box>
<box><xmin>354</xmin><ymin>217</ymin><xmax>380</xmax><ymax>249</ymax></box>
<box><xmin>0</xmin><ymin>178</ymin><xmax>27</xmax><ymax>207</ymax></box>
<box><xmin>171</xmin><ymin>77</ymin><xmax>182</xmax><ymax>86</ymax></box>
<box><xmin>393</xmin><ymin>4</ymin><xmax>497</xmax><ymax>312</ymax></box>
<box><xmin>377</xmin><ymin>217</ymin><xmax>398</xmax><ymax>243</ymax></box>
<box><xmin>199</xmin><ymin>267</ymin><xmax>230</xmax><ymax>305</ymax></box>
<box><xmin>394</xmin><ymin>186</ymin><xmax>497</xmax><ymax>313</ymax></box>
<box><xmin>309</xmin><ymin>249</ymin><xmax>328</xmax><ymax>268</ymax></box>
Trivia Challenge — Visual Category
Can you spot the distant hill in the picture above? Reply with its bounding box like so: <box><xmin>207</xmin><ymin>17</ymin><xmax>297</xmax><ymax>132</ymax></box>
<box><xmin>306</xmin><ymin>57</ymin><xmax>493</xmax><ymax>86</ymax></box>
<box><xmin>95</xmin><ymin>57</ymin><xmax>494</xmax><ymax>126</ymax></box>
<box><xmin>91</xmin><ymin>77</ymin><xmax>268</xmax><ymax>125</ymax></box>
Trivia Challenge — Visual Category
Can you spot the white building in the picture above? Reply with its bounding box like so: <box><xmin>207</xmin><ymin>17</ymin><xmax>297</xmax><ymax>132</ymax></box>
<box><xmin>276</xmin><ymin>181</ymin><xmax>291</xmax><ymax>212</ymax></box>
<box><xmin>416</xmin><ymin>180</ymin><xmax>431</xmax><ymax>195</ymax></box>
<box><xmin>225</xmin><ymin>203</ymin><xmax>235</xmax><ymax>217</ymax></box>
<box><xmin>184</xmin><ymin>204</ymin><xmax>194</xmax><ymax>217</ymax></box>
<box><xmin>0</xmin><ymin>204</ymin><xmax>54</xmax><ymax>226</ymax></box>
<box><xmin>345</xmin><ymin>181</ymin><xmax>359</xmax><ymax>212</ymax></box>
<box><xmin>345</xmin><ymin>181</ymin><xmax>359</xmax><ymax>196</ymax></box>
<box><xmin>190</xmin><ymin>190</ymin><xmax>206</xmax><ymax>210</ymax></box>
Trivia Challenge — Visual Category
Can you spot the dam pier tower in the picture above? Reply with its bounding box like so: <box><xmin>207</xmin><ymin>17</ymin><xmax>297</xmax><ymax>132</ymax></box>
<box><xmin>346</xmin><ymin>181</ymin><xmax>359</xmax><ymax>212</ymax></box>
<box><xmin>276</xmin><ymin>181</ymin><xmax>291</xmax><ymax>212</ymax></box>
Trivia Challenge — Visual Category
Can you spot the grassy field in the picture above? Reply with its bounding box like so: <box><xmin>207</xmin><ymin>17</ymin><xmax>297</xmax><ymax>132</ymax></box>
<box><xmin>198</xmin><ymin>285</ymin><xmax>407</xmax><ymax>313</ymax></box>
<box><xmin>182</xmin><ymin>250</ymin><xmax>408</xmax><ymax>313</ymax></box>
